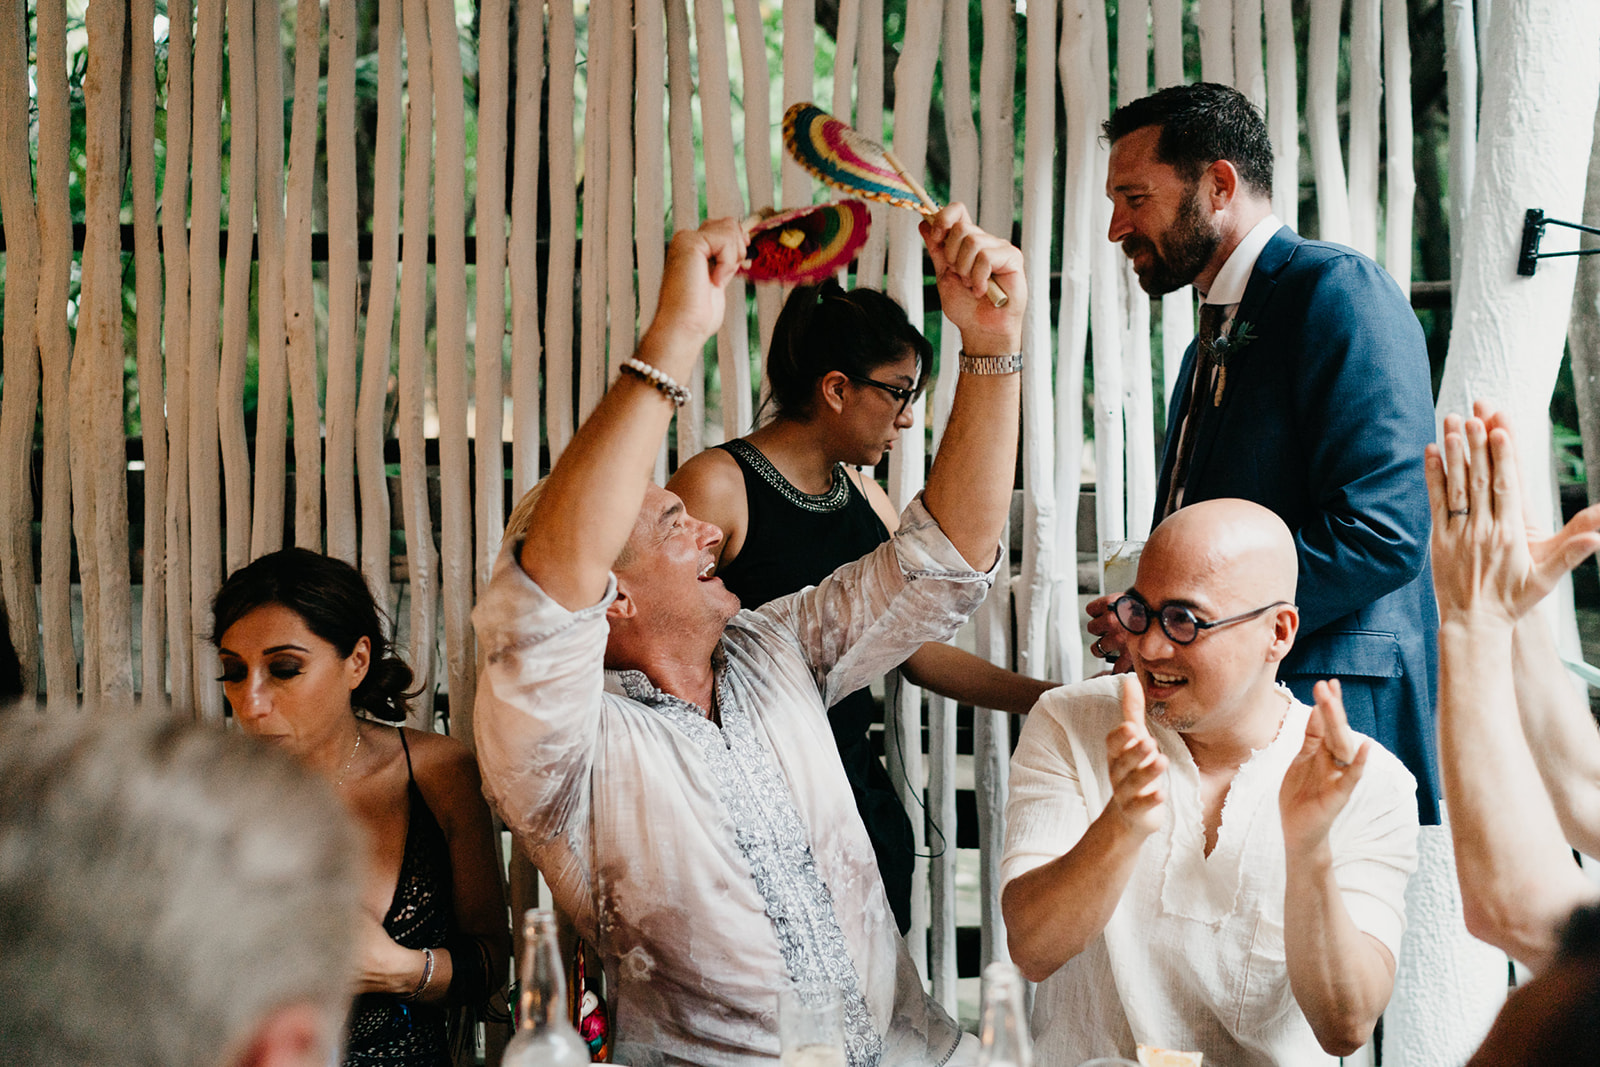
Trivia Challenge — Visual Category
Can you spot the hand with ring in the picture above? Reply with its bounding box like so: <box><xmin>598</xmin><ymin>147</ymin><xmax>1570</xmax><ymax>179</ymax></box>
<box><xmin>1085</xmin><ymin>595</ymin><xmax>1134</xmax><ymax>673</ymax></box>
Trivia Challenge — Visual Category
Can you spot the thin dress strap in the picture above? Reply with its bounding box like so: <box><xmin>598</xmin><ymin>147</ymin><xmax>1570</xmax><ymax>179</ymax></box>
<box><xmin>397</xmin><ymin>723</ymin><xmax>417</xmax><ymax>784</ymax></box>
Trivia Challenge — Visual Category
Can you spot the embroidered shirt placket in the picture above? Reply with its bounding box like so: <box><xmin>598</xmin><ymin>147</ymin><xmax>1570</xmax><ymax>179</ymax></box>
<box><xmin>616</xmin><ymin>665</ymin><xmax>884</xmax><ymax>1067</ymax></box>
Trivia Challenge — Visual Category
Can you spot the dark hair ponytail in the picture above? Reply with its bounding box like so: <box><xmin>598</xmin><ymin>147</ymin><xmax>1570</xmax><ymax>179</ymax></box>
<box><xmin>211</xmin><ymin>548</ymin><xmax>416</xmax><ymax>722</ymax></box>
<box><xmin>761</xmin><ymin>278</ymin><xmax>933</xmax><ymax>422</ymax></box>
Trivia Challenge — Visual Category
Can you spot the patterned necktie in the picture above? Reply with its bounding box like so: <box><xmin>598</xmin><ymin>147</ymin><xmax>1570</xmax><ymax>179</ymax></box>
<box><xmin>1161</xmin><ymin>303</ymin><xmax>1226</xmax><ymax>518</ymax></box>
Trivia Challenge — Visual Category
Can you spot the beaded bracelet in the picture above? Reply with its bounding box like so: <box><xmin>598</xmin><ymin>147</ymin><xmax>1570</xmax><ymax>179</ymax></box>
<box><xmin>958</xmin><ymin>349</ymin><xmax>1024</xmax><ymax>374</ymax></box>
<box><xmin>401</xmin><ymin>947</ymin><xmax>435</xmax><ymax>1002</ymax></box>
<box><xmin>621</xmin><ymin>357</ymin><xmax>692</xmax><ymax>407</ymax></box>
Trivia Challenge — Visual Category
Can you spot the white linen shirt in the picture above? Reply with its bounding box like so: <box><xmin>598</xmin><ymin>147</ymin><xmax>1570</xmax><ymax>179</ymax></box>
<box><xmin>473</xmin><ymin>496</ymin><xmax>996</xmax><ymax>1067</ymax></box>
<box><xmin>1002</xmin><ymin>675</ymin><xmax>1419</xmax><ymax>1066</ymax></box>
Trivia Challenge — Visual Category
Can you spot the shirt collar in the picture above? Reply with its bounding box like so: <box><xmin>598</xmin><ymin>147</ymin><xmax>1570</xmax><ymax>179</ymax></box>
<box><xmin>1200</xmin><ymin>214</ymin><xmax>1283</xmax><ymax>306</ymax></box>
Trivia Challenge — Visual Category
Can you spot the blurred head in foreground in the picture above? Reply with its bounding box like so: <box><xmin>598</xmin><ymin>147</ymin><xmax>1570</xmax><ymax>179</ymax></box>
<box><xmin>0</xmin><ymin>710</ymin><xmax>364</xmax><ymax>1067</ymax></box>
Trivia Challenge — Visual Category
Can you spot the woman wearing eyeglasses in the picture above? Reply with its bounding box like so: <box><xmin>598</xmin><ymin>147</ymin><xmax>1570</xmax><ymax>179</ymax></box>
<box><xmin>668</xmin><ymin>278</ymin><xmax>1052</xmax><ymax>934</ymax></box>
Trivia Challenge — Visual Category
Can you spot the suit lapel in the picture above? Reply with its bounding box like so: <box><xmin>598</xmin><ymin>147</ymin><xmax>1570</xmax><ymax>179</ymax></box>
<box><xmin>1182</xmin><ymin>227</ymin><xmax>1299</xmax><ymax>496</ymax></box>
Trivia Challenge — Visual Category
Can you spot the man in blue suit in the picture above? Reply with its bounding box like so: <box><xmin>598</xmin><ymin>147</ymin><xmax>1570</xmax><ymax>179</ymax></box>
<box><xmin>1086</xmin><ymin>82</ymin><xmax>1440</xmax><ymax>824</ymax></box>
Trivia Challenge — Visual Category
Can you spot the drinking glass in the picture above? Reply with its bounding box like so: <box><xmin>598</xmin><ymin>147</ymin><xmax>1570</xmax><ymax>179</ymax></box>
<box><xmin>1099</xmin><ymin>540</ymin><xmax>1145</xmax><ymax>597</ymax></box>
<box><xmin>778</xmin><ymin>984</ymin><xmax>846</xmax><ymax>1067</ymax></box>
<box><xmin>1076</xmin><ymin>1059</ymin><xmax>1140</xmax><ymax>1067</ymax></box>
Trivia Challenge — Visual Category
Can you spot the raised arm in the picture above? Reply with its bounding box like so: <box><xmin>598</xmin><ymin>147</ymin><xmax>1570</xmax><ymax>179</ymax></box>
<box><xmin>1429</xmin><ymin>406</ymin><xmax>1600</xmax><ymax>971</ymax></box>
<box><xmin>917</xmin><ymin>203</ymin><xmax>1025</xmax><ymax>569</ymax></box>
<box><xmin>1002</xmin><ymin>678</ymin><xmax>1167</xmax><ymax>982</ymax></box>
<box><xmin>1279</xmin><ymin>681</ymin><xmax>1404</xmax><ymax>1055</ymax></box>
<box><xmin>1512</xmin><ymin>611</ymin><xmax>1600</xmax><ymax>855</ymax></box>
<box><xmin>519</xmin><ymin>219</ymin><xmax>748</xmax><ymax>608</ymax></box>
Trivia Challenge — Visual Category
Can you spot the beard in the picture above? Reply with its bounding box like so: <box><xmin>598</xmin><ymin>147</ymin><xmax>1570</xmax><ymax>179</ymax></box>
<box><xmin>1145</xmin><ymin>700</ymin><xmax>1196</xmax><ymax>732</ymax></box>
<box><xmin>1122</xmin><ymin>184</ymin><xmax>1222</xmax><ymax>296</ymax></box>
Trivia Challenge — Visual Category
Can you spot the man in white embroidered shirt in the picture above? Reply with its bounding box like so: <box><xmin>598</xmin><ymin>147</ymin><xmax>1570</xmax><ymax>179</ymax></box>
<box><xmin>473</xmin><ymin>207</ymin><xmax>1025</xmax><ymax>1067</ymax></box>
<box><xmin>1002</xmin><ymin>499</ymin><xmax>1418</xmax><ymax>1066</ymax></box>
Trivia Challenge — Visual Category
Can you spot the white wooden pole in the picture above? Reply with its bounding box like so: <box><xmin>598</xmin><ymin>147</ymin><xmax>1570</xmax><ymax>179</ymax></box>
<box><xmin>1119</xmin><ymin>0</ymin><xmax>1157</xmax><ymax>537</ymax></box>
<box><xmin>1090</xmin><ymin>0</ymin><xmax>1126</xmax><ymax>549</ymax></box>
<box><xmin>505</xmin><ymin>0</ymin><xmax>544</xmax><ymax>495</ymax></box>
<box><xmin>162</xmin><ymin>0</ymin><xmax>196</xmax><ymax>709</ymax></box>
<box><xmin>473</xmin><ymin>0</ymin><xmax>509</xmax><ymax>583</ymax></box>
<box><xmin>543</xmin><ymin>1</ymin><xmax>579</xmax><ymax>467</ymax></box>
<box><xmin>1306</xmin><ymin>0</ymin><xmax>1351</xmax><ymax>243</ymax></box>
<box><xmin>75</xmin><ymin>0</ymin><xmax>134</xmax><ymax>701</ymax></box>
<box><xmin>1058</xmin><ymin>0</ymin><xmax>1094</xmax><ymax>688</ymax></box>
<box><xmin>0</xmin><ymin>0</ymin><xmax>40</xmax><ymax>700</ymax></box>
<box><xmin>978</xmin><ymin>0</ymin><xmax>1016</xmax><ymax>235</ymax></box>
<box><xmin>578</xmin><ymin>0</ymin><xmax>612</xmax><ymax>426</ymax></box>
<box><xmin>1382</xmin><ymin>0</ymin><xmax>1415</xmax><ymax>288</ymax></box>
<box><xmin>325</xmin><ymin>0</ymin><xmax>360</xmax><ymax>565</ymax></box>
<box><xmin>1152</xmin><ymin>0</ymin><xmax>1191</xmax><ymax>412</ymax></box>
<box><xmin>606</xmin><ymin>0</ymin><xmax>637</xmax><ymax>386</ymax></box>
<box><xmin>1198</xmin><ymin>0</ymin><xmax>1234</xmax><ymax>84</ymax></box>
<box><xmin>885</xmin><ymin>0</ymin><xmax>941</xmax><ymax>973</ymax></box>
<box><xmin>285</xmin><ymin>0</ymin><xmax>324</xmax><ymax>551</ymax></box>
<box><xmin>936</xmin><ymin>0</ymin><xmax>980</xmax><ymax>449</ymax></box>
<box><xmin>218</xmin><ymin>0</ymin><xmax>256</xmax><ymax>575</ymax></box>
<box><xmin>431</xmin><ymin>0</ymin><xmax>476</xmax><ymax>734</ymax></box>
<box><xmin>1264</xmin><ymin>0</ymin><xmax>1299</xmax><ymax>231</ymax></box>
<box><xmin>399</xmin><ymin>0</ymin><xmax>440</xmax><ymax>721</ymax></box>
<box><xmin>1444</xmin><ymin>0</ymin><xmax>1477</xmax><ymax>297</ymax></box>
<box><xmin>1233</xmin><ymin>0</ymin><xmax>1266</xmax><ymax>110</ymax></box>
<box><xmin>733</xmin><ymin>0</ymin><xmax>779</xmax><ymax>364</ymax></box>
<box><xmin>187</xmin><ymin>0</ymin><xmax>225</xmax><ymax>719</ymax></box>
<box><xmin>694</xmin><ymin>0</ymin><xmax>752</xmax><ymax>442</ymax></box>
<box><xmin>781</xmin><ymin>0</ymin><xmax>815</xmax><ymax>206</ymax></box>
<box><xmin>855</xmin><ymin>0</ymin><xmax>886</xmax><ymax>288</ymax></box>
<box><xmin>131</xmin><ymin>0</ymin><xmax>167</xmax><ymax>697</ymax></box>
<box><xmin>357</xmin><ymin>0</ymin><xmax>402</xmax><ymax>610</ymax></box>
<box><xmin>252</xmin><ymin>0</ymin><xmax>289</xmax><ymax>557</ymax></box>
<box><xmin>664</xmin><ymin>0</ymin><xmax>702</xmax><ymax>463</ymax></box>
<box><xmin>832</xmin><ymin>0</ymin><xmax>859</xmax><ymax>121</ymax></box>
<box><xmin>1347</xmin><ymin>0</ymin><xmax>1382</xmax><ymax>258</ymax></box>
<box><xmin>636</xmin><ymin>0</ymin><xmax>668</xmax><ymax>481</ymax></box>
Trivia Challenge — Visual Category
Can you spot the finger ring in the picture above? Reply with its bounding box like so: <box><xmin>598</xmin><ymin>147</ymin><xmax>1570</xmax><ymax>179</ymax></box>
<box><xmin>1447</xmin><ymin>508</ymin><xmax>1470</xmax><ymax>518</ymax></box>
<box><xmin>1091</xmin><ymin>639</ymin><xmax>1105</xmax><ymax>658</ymax></box>
<box><xmin>1332</xmin><ymin>757</ymin><xmax>1351</xmax><ymax>769</ymax></box>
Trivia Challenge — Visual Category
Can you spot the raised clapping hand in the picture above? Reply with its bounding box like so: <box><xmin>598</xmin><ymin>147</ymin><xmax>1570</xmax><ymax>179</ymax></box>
<box><xmin>1425</xmin><ymin>402</ymin><xmax>1600</xmax><ymax>624</ymax></box>
<box><xmin>1280</xmin><ymin>680</ymin><xmax>1368</xmax><ymax>855</ymax></box>
<box><xmin>919</xmin><ymin>202</ymin><xmax>1026</xmax><ymax>354</ymax></box>
<box><xmin>1085</xmin><ymin>595</ymin><xmax>1133</xmax><ymax>675</ymax></box>
<box><xmin>1105</xmin><ymin>675</ymin><xmax>1169</xmax><ymax>837</ymax></box>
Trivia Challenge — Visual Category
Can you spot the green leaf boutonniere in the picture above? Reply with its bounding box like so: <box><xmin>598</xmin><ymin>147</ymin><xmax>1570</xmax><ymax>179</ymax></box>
<box><xmin>1208</xmin><ymin>320</ymin><xmax>1256</xmax><ymax>405</ymax></box>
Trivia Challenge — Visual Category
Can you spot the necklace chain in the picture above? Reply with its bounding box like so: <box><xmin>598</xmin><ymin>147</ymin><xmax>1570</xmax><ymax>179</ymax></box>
<box><xmin>334</xmin><ymin>722</ymin><xmax>363</xmax><ymax>788</ymax></box>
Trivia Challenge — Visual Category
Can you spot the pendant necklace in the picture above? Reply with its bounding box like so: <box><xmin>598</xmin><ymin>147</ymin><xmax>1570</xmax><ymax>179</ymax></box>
<box><xmin>335</xmin><ymin>721</ymin><xmax>363</xmax><ymax>788</ymax></box>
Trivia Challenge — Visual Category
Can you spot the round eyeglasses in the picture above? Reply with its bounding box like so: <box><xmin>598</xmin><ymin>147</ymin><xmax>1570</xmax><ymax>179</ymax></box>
<box><xmin>1112</xmin><ymin>594</ymin><xmax>1291</xmax><ymax>646</ymax></box>
<box><xmin>843</xmin><ymin>372</ymin><xmax>923</xmax><ymax>417</ymax></box>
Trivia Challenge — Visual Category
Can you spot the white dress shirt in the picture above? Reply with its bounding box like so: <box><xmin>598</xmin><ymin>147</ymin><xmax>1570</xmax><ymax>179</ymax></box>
<box><xmin>473</xmin><ymin>496</ymin><xmax>996</xmax><ymax>1067</ymax></box>
<box><xmin>1002</xmin><ymin>675</ymin><xmax>1418</xmax><ymax>1067</ymax></box>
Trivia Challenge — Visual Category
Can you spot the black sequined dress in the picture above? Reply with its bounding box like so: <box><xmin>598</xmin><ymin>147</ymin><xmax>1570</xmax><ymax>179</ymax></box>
<box><xmin>344</xmin><ymin>728</ymin><xmax>454</xmax><ymax>1066</ymax></box>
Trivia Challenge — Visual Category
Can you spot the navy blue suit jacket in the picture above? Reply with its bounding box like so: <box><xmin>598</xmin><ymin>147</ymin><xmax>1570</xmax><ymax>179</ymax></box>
<box><xmin>1155</xmin><ymin>227</ymin><xmax>1440</xmax><ymax>823</ymax></box>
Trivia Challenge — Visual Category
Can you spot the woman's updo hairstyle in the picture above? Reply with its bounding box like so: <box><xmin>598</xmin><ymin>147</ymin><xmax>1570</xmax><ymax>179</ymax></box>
<box><xmin>762</xmin><ymin>278</ymin><xmax>934</xmax><ymax>421</ymax></box>
<box><xmin>211</xmin><ymin>547</ymin><xmax>415</xmax><ymax>722</ymax></box>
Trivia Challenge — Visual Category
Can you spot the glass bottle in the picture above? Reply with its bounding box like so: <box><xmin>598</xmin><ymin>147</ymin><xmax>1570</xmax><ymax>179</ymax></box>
<box><xmin>501</xmin><ymin>909</ymin><xmax>592</xmax><ymax>1066</ymax></box>
<box><xmin>975</xmin><ymin>961</ymin><xmax>1032</xmax><ymax>1067</ymax></box>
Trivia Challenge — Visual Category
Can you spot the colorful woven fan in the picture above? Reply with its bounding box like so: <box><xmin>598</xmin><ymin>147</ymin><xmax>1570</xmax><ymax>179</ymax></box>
<box><xmin>782</xmin><ymin>102</ymin><xmax>1006</xmax><ymax>306</ymax></box>
<box><xmin>740</xmin><ymin>200</ymin><xmax>871</xmax><ymax>285</ymax></box>
<box><xmin>783</xmin><ymin>102</ymin><xmax>937</xmax><ymax>214</ymax></box>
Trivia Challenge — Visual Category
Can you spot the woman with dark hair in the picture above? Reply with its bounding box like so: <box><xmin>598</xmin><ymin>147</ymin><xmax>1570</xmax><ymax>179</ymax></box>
<box><xmin>667</xmin><ymin>279</ymin><xmax>1051</xmax><ymax>933</ymax></box>
<box><xmin>212</xmin><ymin>548</ymin><xmax>508</xmax><ymax>1066</ymax></box>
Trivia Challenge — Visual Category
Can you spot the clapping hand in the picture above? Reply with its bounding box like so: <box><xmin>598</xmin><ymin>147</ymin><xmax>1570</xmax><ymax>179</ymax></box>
<box><xmin>1105</xmin><ymin>675</ymin><xmax>1168</xmax><ymax>838</ymax></box>
<box><xmin>1280</xmin><ymin>680</ymin><xmax>1368</xmax><ymax>855</ymax></box>
<box><xmin>1425</xmin><ymin>403</ymin><xmax>1600</xmax><ymax>623</ymax></box>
